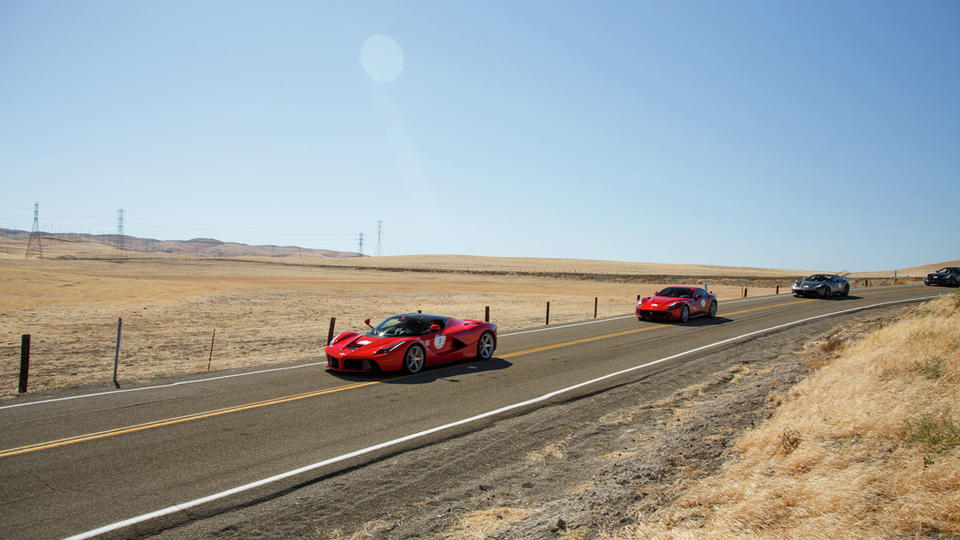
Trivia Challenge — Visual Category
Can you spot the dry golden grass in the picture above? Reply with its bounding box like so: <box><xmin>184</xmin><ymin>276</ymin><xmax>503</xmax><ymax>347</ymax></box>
<box><xmin>850</xmin><ymin>258</ymin><xmax>960</xmax><ymax>279</ymax></box>
<box><xmin>614</xmin><ymin>292</ymin><xmax>960</xmax><ymax>538</ymax></box>
<box><xmin>444</xmin><ymin>507</ymin><xmax>533</xmax><ymax>539</ymax></box>
<box><xmin>1</xmin><ymin>236</ymin><xmax>800</xmax><ymax>398</ymax></box>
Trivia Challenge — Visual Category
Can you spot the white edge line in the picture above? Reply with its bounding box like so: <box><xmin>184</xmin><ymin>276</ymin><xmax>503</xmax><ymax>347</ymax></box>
<box><xmin>63</xmin><ymin>294</ymin><xmax>938</xmax><ymax>540</ymax></box>
<box><xmin>497</xmin><ymin>285</ymin><xmax>901</xmax><ymax>337</ymax></box>
<box><xmin>3</xmin><ymin>285</ymin><xmax>915</xmax><ymax>410</ymax></box>
<box><xmin>0</xmin><ymin>362</ymin><xmax>327</xmax><ymax>410</ymax></box>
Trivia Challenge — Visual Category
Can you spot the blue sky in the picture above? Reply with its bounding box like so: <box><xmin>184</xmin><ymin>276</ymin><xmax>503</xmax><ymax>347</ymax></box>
<box><xmin>1</xmin><ymin>1</ymin><xmax>957</xmax><ymax>272</ymax></box>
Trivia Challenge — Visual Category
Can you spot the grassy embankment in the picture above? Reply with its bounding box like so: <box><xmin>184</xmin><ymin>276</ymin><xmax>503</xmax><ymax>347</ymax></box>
<box><xmin>619</xmin><ymin>291</ymin><xmax>960</xmax><ymax>538</ymax></box>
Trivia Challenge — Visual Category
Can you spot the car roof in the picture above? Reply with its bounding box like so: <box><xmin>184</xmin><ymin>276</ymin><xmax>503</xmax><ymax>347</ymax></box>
<box><xmin>393</xmin><ymin>313</ymin><xmax>448</xmax><ymax>320</ymax></box>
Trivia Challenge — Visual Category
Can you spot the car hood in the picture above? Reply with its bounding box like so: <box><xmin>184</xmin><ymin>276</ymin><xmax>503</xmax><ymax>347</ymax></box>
<box><xmin>927</xmin><ymin>272</ymin><xmax>952</xmax><ymax>277</ymax></box>
<box><xmin>330</xmin><ymin>334</ymin><xmax>412</xmax><ymax>355</ymax></box>
<box><xmin>642</xmin><ymin>295</ymin><xmax>688</xmax><ymax>307</ymax></box>
<box><xmin>794</xmin><ymin>280</ymin><xmax>825</xmax><ymax>287</ymax></box>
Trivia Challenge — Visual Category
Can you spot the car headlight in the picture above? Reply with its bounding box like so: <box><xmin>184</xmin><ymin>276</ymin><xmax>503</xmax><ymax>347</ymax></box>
<box><xmin>375</xmin><ymin>342</ymin><xmax>405</xmax><ymax>355</ymax></box>
<box><xmin>666</xmin><ymin>302</ymin><xmax>681</xmax><ymax>310</ymax></box>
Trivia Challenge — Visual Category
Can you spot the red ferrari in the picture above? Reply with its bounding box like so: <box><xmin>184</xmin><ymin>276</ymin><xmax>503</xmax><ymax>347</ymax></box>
<box><xmin>636</xmin><ymin>286</ymin><xmax>718</xmax><ymax>323</ymax></box>
<box><xmin>325</xmin><ymin>313</ymin><xmax>497</xmax><ymax>374</ymax></box>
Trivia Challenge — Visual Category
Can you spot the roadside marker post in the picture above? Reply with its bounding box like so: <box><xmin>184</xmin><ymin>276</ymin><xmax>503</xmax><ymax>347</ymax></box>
<box><xmin>18</xmin><ymin>334</ymin><xmax>30</xmax><ymax>393</ymax></box>
<box><xmin>545</xmin><ymin>301</ymin><xmax>550</xmax><ymax>326</ymax></box>
<box><xmin>484</xmin><ymin>306</ymin><xmax>490</xmax><ymax>323</ymax></box>
<box><xmin>594</xmin><ymin>297</ymin><xmax>598</xmax><ymax>319</ymax></box>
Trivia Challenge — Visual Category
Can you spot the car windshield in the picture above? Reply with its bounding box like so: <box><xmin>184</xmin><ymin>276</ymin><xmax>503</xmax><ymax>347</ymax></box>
<box><xmin>805</xmin><ymin>275</ymin><xmax>828</xmax><ymax>282</ymax></box>
<box><xmin>657</xmin><ymin>287</ymin><xmax>693</xmax><ymax>298</ymax></box>
<box><xmin>937</xmin><ymin>267</ymin><xmax>959</xmax><ymax>273</ymax></box>
<box><xmin>366</xmin><ymin>314</ymin><xmax>445</xmax><ymax>337</ymax></box>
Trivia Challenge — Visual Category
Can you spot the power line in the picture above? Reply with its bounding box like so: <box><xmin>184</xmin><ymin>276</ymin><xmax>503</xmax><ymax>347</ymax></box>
<box><xmin>116</xmin><ymin>208</ymin><xmax>125</xmax><ymax>252</ymax></box>
<box><xmin>376</xmin><ymin>220</ymin><xmax>383</xmax><ymax>257</ymax></box>
<box><xmin>25</xmin><ymin>202</ymin><xmax>42</xmax><ymax>259</ymax></box>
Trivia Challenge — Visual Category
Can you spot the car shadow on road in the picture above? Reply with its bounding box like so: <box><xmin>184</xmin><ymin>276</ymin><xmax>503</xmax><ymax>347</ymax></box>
<box><xmin>326</xmin><ymin>357</ymin><xmax>513</xmax><ymax>385</ymax></box>
<box><xmin>678</xmin><ymin>316</ymin><xmax>733</xmax><ymax>327</ymax></box>
<box><xmin>794</xmin><ymin>295</ymin><xmax>863</xmax><ymax>301</ymax></box>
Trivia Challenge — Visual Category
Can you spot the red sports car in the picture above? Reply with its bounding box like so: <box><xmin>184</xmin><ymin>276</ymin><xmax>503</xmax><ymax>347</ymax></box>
<box><xmin>636</xmin><ymin>286</ymin><xmax>718</xmax><ymax>323</ymax></box>
<box><xmin>325</xmin><ymin>313</ymin><xmax>497</xmax><ymax>374</ymax></box>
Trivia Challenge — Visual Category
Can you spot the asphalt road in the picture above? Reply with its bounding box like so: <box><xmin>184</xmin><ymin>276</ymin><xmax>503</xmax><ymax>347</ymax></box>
<box><xmin>0</xmin><ymin>284</ymin><xmax>942</xmax><ymax>539</ymax></box>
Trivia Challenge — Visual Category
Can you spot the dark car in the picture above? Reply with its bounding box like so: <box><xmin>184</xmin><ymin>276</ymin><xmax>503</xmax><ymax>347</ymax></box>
<box><xmin>924</xmin><ymin>267</ymin><xmax>960</xmax><ymax>287</ymax></box>
<box><xmin>792</xmin><ymin>274</ymin><xmax>850</xmax><ymax>298</ymax></box>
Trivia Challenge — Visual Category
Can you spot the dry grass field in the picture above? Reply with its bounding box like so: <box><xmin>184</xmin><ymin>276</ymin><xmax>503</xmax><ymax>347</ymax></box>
<box><xmin>0</xmin><ymin>235</ymin><xmax>819</xmax><ymax>399</ymax></box>
<box><xmin>614</xmin><ymin>292</ymin><xmax>960</xmax><ymax>538</ymax></box>
<box><xmin>1</xmin><ymin>234</ymin><xmax>949</xmax><ymax>399</ymax></box>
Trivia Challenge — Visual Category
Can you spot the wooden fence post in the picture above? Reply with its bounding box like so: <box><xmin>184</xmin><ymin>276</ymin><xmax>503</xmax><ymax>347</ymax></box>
<box><xmin>19</xmin><ymin>334</ymin><xmax>30</xmax><ymax>393</ymax></box>
<box><xmin>594</xmin><ymin>297</ymin><xmax>598</xmax><ymax>319</ymax></box>
<box><xmin>484</xmin><ymin>306</ymin><xmax>490</xmax><ymax>322</ymax></box>
<box><xmin>207</xmin><ymin>329</ymin><xmax>216</xmax><ymax>371</ymax></box>
<box><xmin>113</xmin><ymin>318</ymin><xmax>122</xmax><ymax>389</ymax></box>
<box><xmin>545</xmin><ymin>301</ymin><xmax>550</xmax><ymax>326</ymax></box>
<box><xmin>327</xmin><ymin>317</ymin><xmax>337</xmax><ymax>346</ymax></box>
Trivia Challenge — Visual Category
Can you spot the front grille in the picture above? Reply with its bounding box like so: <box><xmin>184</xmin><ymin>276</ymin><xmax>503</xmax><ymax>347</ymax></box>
<box><xmin>638</xmin><ymin>309</ymin><xmax>672</xmax><ymax>320</ymax></box>
<box><xmin>344</xmin><ymin>358</ymin><xmax>365</xmax><ymax>370</ymax></box>
<box><xmin>327</xmin><ymin>355</ymin><xmax>338</xmax><ymax>369</ymax></box>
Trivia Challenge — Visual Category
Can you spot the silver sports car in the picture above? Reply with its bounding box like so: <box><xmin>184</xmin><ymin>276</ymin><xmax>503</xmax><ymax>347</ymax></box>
<box><xmin>792</xmin><ymin>274</ymin><xmax>850</xmax><ymax>298</ymax></box>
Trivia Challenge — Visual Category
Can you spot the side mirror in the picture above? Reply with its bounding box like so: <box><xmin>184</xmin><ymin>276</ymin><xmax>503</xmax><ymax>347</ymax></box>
<box><xmin>429</xmin><ymin>324</ymin><xmax>441</xmax><ymax>332</ymax></box>
<box><xmin>364</xmin><ymin>318</ymin><xmax>372</xmax><ymax>328</ymax></box>
<box><xmin>654</xmin><ymin>290</ymin><xmax>660</xmax><ymax>296</ymax></box>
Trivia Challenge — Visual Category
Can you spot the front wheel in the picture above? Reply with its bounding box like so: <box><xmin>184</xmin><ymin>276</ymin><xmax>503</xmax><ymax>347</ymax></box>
<box><xmin>679</xmin><ymin>305</ymin><xmax>690</xmax><ymax>323</ymax></box>
<box><xmin>403</xmin><ymin>344</ymin><xmax>425</xmax><ymax>374</ymax></box>
<box><xmin>708</xmin><ymin>301</ymin><xmax>718</xmax><ymax>317</ymax></box>
<box><xmin>949</xmin><ymin>277</ymin><xmax>958</xmax><ymax>288</ymax></box>
<box><xmin>842</xmin><ymin>284</ymin><xmax>849</xmax><ymax>296</ymax></box>
<box><xmin>820</xmin><ymin>286</ymin><xmax>830</xmax><ymax>298</ymax></box>
<box><xmin>476</xmin><ymin>331</ymin><xmax>495</xmax><ymax>360</ymax></box>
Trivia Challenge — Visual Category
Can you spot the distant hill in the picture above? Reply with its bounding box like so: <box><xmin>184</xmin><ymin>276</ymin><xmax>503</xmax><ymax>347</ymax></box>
<box><xmin>0</xmin><ymin>228</ymin><xmax>361</xmax><ymax>258</ymax></box>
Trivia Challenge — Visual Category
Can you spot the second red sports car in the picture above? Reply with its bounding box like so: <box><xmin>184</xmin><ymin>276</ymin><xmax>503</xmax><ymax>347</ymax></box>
<box><xmin>325</xmin><ymin>313</ymin><xmax>497</xmax><ymax>374</ymax></box>
<box><xmin>636</xmin><ymin>286</ymin><xmax>717</xmax><ymax>323</ymax></box>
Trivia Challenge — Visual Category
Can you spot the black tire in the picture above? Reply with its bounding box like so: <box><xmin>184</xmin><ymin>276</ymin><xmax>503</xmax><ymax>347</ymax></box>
<box><xmin>403</xmin><ymin>344</ymin><xmax>425</xmax><ymax>374</ymax></box>
<box><xmin>708</xmin><ymin>301</ymin><xmax>718</xmax><ymax>318</ymax></box>
<box><xmin>820</xmin><ymin>286</ymin><xmax>830</xmax><ymax>298</ymax></box>
<box><xmin>842</xmin><ymin>284</ymin><xmax>849</xmax><ymax>296</ymax></box>
<box><xmin>679</xmin><ymin>304</ymin><xmax>690</xmax><ymax>323</ymax></box>
<box><xmin>476</xmin><ymin>331</ymin><xmax>495</xmax><ymax>360</ymax></box>
<box><xmin>949</xmin><ymin>277</ymin><xmax>958</xmax><ymax>288</ymax></box>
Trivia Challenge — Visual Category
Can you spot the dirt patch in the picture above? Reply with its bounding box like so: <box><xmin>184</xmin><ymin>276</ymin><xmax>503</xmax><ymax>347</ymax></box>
<box><xmin>148</xmin><ymin>306</ymin><xmax>906</xmax><ymax>539</ymax></box>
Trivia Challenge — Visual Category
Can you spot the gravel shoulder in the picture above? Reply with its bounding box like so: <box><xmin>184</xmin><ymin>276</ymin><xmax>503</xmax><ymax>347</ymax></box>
<box><xmin>149</xmin><ymin>307</ymin><xmax>903</xmax><ymax>539</ymax></box>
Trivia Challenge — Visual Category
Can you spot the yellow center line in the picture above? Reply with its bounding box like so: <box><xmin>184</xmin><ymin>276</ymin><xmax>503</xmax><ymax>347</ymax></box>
<box><xmin>0</xmin><ymin>287</ymin><xmax>919</xmax><ymax>459</ymax></box>
<box><xmin>498</xmin><ymin>286</ymin><xmax>913</xmax><ymax>360</ymax></box>
<box><xmin>500</xmin><ymin>298</ymin><xmax>815</xmax><ymax>359</ymax></box>
<box><xmin>0</xmin><ymin>380</ymin><xmax>380</xmax><ymax>459</ymax></box>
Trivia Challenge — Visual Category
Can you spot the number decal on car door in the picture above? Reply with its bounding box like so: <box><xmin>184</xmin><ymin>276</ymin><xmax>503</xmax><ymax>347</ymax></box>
<box><xmin>434</xmin><ymin>335</ymin><xmax>446</xmax><ymax>349</ymax></box>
